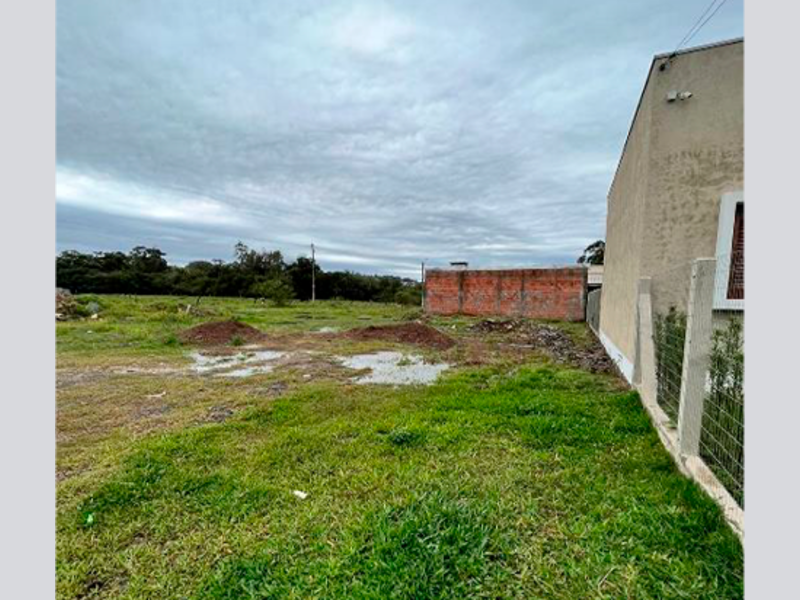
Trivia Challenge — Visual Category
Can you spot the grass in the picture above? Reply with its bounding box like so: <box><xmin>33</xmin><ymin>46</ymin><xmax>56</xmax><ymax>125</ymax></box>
<box><xmin>56</xmin><ymin>296</ymin><xmax>743</xmax><ymax>600</ymax></box>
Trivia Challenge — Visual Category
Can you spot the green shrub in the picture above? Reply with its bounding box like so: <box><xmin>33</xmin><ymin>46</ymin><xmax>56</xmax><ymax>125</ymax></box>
<box><xmin>702</xmin><ymin>316</ymin><xmax>744</xmax><ymax>506</ymax></box>
<box><xmin>394</xmin><ymin>285</ymin><xmax>422</xmax><ymax>306</ymax></box>
<box><xmin>387</xmin><ymin>427</ymin><xmax>425</xmax><ymax>447</ymax></box>
<box><xmin>251</xmin><ymin>277</ymin><xmax>295</xmax><ymax>307</ymax></box>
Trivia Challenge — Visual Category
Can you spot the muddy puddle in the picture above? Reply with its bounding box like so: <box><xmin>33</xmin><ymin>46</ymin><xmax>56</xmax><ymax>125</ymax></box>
<box><xmin>189</xmin><ymin>350</ymin><xmax>286</xmax><ymax>377</ymax></box>
<box><xmin>104</xmin><ymin>346</ymin><xmax>449</xmax><ymax>386</ymax></box>
<box><xmin>337</xmin><ymin>351</ymin><xmax>449</xmax><ymax>385</ymax></box>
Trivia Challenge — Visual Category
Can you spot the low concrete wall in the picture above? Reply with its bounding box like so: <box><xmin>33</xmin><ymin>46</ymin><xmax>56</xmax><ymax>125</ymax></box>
<box><xmin>424</xmin><ymin>267</ymin><xmax>587</xmax><ymax>321</ymax></box>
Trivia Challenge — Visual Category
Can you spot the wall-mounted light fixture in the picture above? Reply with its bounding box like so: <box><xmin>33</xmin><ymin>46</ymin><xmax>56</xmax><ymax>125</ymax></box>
<box><xmin>666</xmin><ymin>90</ymin><xmax>693</xmax><ymax>102</ymax></box>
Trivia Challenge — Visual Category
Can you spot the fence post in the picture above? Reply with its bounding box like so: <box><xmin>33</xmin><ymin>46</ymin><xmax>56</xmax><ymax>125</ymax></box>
<box><xmin>677</xmin><ymin>258</ymin><xmax>717</xmax><ymax>456</ymax></box>
<box><xmin>636</xmin><ymin>278</ymin><xmax>658</xmax><ymax>403</ymax></box>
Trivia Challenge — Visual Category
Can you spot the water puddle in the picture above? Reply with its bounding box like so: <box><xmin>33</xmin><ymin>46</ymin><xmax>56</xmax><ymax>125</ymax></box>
<box><xmin>216</xmin><ymin>365</ymin><xmax>276</xmax><ymax>378</ymax></box>
<box><xmin>315</xmin><ymin>326</ymin><xmax>339</xmax><ymax>334</ymax></box>
<box><xmin>189</xmin><ymin>350</ymin><xmax>285</xmax><ymax>377</ymax></box>
<box><xmin>337</xmin><ymin>351</ymin><xmax>449</xmax><ymax>385</ymax></box>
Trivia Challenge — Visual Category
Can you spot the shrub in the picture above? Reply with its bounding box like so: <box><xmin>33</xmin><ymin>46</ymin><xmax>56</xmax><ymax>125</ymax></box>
<box><xmin>387</xmin><ymin>427</ymin><xmax>425</xmax><ymax>447</ymax></box>
<box><xmin>394</xmin><ymin>285</ymin><xmax>422</xmax><ymax>306</ymax></box>
<box><xmin>701</xmin><ymin>316</ymin><xmax>744</xmax><ymax>506</ymax></box>
<box><xmin>251</xmin><ymin>277</ymin><xmax>295</xmax><ymax>307</ymax></box>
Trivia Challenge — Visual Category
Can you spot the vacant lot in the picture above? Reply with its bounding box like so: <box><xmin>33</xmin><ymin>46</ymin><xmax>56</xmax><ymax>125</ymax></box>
<box><xmin>57</xmin><ymin>296</ymin><xmax>743</xmax><ymax>599</ymax></box>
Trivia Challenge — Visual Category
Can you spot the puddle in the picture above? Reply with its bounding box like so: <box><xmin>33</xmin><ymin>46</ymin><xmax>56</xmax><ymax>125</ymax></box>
<box><xmin>189</xmin><ymin>350</ymin><xmax>285</xmax><ymax>377</ymax></box>
<box><xmin>216</xmin><ymin>365</ymin><xmax>276</xmax><ymax>378</ymax></box>
<box><xmin>337</xmin><ymin>352</ymin><xmax>449</xmax><ymax>385</ymax></box>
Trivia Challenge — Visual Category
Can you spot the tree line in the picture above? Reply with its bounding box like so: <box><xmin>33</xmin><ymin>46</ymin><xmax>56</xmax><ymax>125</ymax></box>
<box><xmin>56</xmin><ymin>243</ymin><xmax>422</xmax><ymax>305</ymax></box>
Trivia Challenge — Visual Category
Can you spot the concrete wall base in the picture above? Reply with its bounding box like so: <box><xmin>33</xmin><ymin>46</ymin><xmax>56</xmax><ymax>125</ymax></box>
<box><xmin>598</xmin><ymin>329</ymin><xmax>634</xmax><ymax>383</ymax></box>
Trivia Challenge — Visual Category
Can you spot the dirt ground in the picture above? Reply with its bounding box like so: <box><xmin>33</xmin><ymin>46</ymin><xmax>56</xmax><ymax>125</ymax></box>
<box><xmin>178</xmin><ymin>320</ymin><xmax>266</xmax><ymax>345</ymax></box>
<box><xmin>467</xmin><ymin>318</ymin><xmax>619</xmax><ymax>374</ymax></box>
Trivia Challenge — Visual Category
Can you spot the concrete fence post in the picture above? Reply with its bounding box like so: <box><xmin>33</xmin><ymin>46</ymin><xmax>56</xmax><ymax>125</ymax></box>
<box><xmin>677</xmin><ymin>258</ymin><xmax>717</xmax><ymax>457</ymax></box>
<box><xmin>636</xmin><ymin>278</ymin><xmax>658</xmax><ymax>404</ymax></box>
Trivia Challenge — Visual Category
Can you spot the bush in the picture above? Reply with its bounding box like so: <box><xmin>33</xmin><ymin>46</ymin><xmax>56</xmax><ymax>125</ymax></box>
<box><xmin>394</xmin><ymin>285</ymin><xmax>422</xmax><ymax>306</ymax></box>
<box><xmin>701</xmin><ymin>316</ymin><xmax>744</xmax><ymax>506</ymax></box>
<box><xmin>251</xmin><ymin>277</ymin><xmax>295</xmax><ymax>307</ymax></box>
<box><xmin>387</xmin><ymin>427</ymin><xmax>425</xmax><ymax>447</ymax></box>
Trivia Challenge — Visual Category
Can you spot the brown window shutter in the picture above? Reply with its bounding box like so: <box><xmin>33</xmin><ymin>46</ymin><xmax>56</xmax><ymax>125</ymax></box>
<box><xmin>727</xmin><ymin>203</ymin><xmax>744</xmax><ymax>300</ymax></box>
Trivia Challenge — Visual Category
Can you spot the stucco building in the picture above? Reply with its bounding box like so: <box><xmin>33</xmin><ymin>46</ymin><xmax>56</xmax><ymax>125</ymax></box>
<box><xmin>598</xmin><ymin>38</ymin><xmax>744</xmax><ymax>381</ymax></box>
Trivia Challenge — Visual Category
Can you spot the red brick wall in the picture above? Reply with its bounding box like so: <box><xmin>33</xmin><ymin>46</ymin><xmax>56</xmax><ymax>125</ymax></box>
<box><xmin>424</xmin><ymin>268</ymin><xmax>587</xmax><ymax>321</ymax></box>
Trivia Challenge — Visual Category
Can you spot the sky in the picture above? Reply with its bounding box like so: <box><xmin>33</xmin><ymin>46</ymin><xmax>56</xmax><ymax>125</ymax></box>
<box><xmin>56</xmin><ymin>0</ymin><xmax>743</xmax><ymax>278</ymax></box>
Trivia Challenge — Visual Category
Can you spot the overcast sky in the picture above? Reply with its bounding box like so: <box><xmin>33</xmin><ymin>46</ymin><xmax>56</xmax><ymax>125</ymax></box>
<box><xmin>57</xmin><ymin>0</ymin><xmax>743</xmax><ymax>278</ymax></box>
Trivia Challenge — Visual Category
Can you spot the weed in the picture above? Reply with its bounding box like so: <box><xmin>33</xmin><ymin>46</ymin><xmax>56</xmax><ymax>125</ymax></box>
<box><xmin>387</xmin><ymin>427</ymin><xmax>425</xmax><ymax>447</ymax></box>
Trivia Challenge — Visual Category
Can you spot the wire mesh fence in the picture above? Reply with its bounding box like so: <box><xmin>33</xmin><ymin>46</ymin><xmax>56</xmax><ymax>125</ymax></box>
<box><xmin>646</xmin><ymin>253</ymin><xmax>743</xmax><ymax>507</ymax></box>
<box><xmin>699</xmin><ymin>254</ymin><xmax>744</xmax><ymax>506</ymax></box>
<box><xmin>650</xmin><ymin>261</ymin><xmax>693</xmax><ymax>423</ymax></box>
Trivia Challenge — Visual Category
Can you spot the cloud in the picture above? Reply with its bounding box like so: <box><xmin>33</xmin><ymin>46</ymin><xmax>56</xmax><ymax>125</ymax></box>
<box><xmin>57</xmin><ymin>0</ymin><xmax>743</xmax><ymax>277</ymax></box>
<box><xmin>57</xmin><ymin>168</ymin><xmax>246</xmax><ymax>227</ymax></box>
<box><xmin>328</xmin><ymin>4</ymin><xmax>416</xmax><ymax>58</ymax></box>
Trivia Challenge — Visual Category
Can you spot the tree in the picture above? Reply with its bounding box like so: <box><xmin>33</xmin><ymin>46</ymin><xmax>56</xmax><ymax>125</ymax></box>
<box><xmin>287</xmin><ymin>256</ymin><xmax>322</xmax><ymax>301</ymax></box>
<box><xmin>129</xmin><ymin>246</ymin><xmax>168</xmax><ymax>272</ymax></box>
<box><xmin>234</xmin><ymin>242</ymin><xmax>285</xmax><ymax>277</ymax></box>
<box><xmin>250</xmin><ymin>276</ymin><xmax>295</xmax><ymax>307</ymax></box>
<box><xmin>55</xmin><ymin>243</ymin><xmax>422</xmax><ymax>304</ymax></box>
<box><xmin>577</xmin><ymin>240</ymin><xmax>605</xmax><ymax>265</ymax></box>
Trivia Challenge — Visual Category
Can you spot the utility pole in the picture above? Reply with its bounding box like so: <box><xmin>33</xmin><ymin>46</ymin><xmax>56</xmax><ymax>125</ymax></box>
<box><xmin>311</xmin><ymin>243</ymin><xmax>316</xmax><ymax>302</ymax></box>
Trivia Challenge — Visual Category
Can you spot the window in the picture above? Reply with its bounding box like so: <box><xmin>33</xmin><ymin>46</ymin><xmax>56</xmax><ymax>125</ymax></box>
<box><xmin>713</xmin><ymin>192</ymin><xmax>744</xmax><ymax>310</ymax></box>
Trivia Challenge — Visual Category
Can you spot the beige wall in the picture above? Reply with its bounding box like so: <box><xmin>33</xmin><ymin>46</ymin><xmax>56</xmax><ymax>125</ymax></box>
<box><xmin>600</xmin><ymin>40</ymin><xmax>743</xmax><ymax>368</ymax></box>
<box><xmin>598</xmin><ymin>60</ymin><xmax>655</xmax><ymax>364</ymax></box>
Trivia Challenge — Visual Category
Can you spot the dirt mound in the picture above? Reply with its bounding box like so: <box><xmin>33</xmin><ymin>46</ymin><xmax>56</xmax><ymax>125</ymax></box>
<box><xmin>179</xmin><ymin>321</ymin><xmax>264</xmax><ymax>346</ymax></box>
<box><xmin>345</xmin><ymin>322</ymin><xmax>456</xmax><ymax>350</ymax></box>
<box><xmin>470</xmin><ymin>319</ymin><xmax>618</xmax><ymax>375</ymax></box>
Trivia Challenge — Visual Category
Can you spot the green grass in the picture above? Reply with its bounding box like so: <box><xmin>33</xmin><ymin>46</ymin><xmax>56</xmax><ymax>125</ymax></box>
<box><xmin>56</xmin><ymin>296</ymin><xmax>743</xmax><ymax>600</ymax></box>
<box><xmin>57</xmin><ymin>295</ymin><xmax>420</xmax><ymax>361</ymax></box>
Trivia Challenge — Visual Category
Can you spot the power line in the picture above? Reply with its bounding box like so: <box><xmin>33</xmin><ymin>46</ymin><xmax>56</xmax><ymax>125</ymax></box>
<box><xmin>671</xmin><ymin>0</ymin><xmax>729</xmax><ymax>57</ymax></box>
<box><xmin>681</xmin><ymin>0</ymin><xmax>729</xmax><ymax>50</ymax></box>
<box><xmin>673</xmin><ymin>0</ymin><xmax>720</xmax><ymax>53</ymax></box>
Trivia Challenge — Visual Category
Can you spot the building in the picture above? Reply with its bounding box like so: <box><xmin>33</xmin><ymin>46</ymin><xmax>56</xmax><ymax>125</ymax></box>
<box><xmin>598</xmin><ymin>38</ymin><xmax>744</xmax><ymax>382</ymax></box>
<box><xmin>587</xmin><ymin>265</ymin><xmax>603</xmax><ymax>291</ymax></box>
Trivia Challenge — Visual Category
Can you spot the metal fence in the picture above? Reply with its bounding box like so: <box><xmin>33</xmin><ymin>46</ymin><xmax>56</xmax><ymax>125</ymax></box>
<box><xmin>700</xmin><ymin>286</ymin><xmax>744</xmax><ymax>507</ymax></box>
<box><xmin>647</xmin><ymin>253</ymin><xmax>744</xmax><ymax>510</ymax></box>
<box><xmin>650</xmin><ymin>261</ymin><xmax>693</xmax><ymax>422</ymax></box>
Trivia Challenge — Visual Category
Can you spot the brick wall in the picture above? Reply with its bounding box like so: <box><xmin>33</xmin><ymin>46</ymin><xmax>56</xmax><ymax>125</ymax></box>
<box><xmin>424</xmin><ymin>268</ymin><xmax>587</xmax><ymax>321</ymax></box>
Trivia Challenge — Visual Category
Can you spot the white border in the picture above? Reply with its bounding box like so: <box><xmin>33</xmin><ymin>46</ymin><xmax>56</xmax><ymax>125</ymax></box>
<box><xmin>598</xmin><ymin>329</ymin><xmax>635</xmax><ymax>383</ymax></box>
<box><xmin>713</xmin><ymin>191</ymin><xmax>744</xmax><ymax>310</ymax></box>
